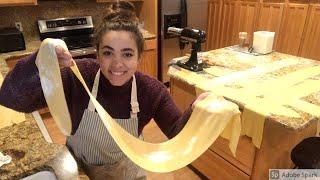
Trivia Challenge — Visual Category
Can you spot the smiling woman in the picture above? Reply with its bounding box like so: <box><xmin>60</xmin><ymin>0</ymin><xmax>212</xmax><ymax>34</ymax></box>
<box><xmin>0</xmin><ymin>1</ymin><xmax>205</xmax><ymax>180</ymax></box>
<box><xmin>98</xmin><ymin>31</ymin><xmax>139</xmax><ymax>86</ymax></box>
<box><xmin>94</xmin><ymin>2</ymin><xmax>144</xmax><ymax>87</ymax></box>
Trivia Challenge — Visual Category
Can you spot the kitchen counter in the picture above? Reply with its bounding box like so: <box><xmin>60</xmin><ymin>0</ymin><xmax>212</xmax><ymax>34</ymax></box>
<box><xmin>169</xmin><ymin>47</ymin><xmax>320</xmax><ymax>130</ymax></box>
<box><xmin>168</xmin><ymin>46</ymin><xmax>320</xmax><ymax>180</ymax></box>
<box><xmin>0</xmin><ymin>114</ymin><xmax>88</xmax><ymax>180</ymax></box>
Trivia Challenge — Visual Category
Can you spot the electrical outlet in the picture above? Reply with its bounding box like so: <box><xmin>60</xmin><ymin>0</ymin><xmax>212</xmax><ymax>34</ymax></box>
<box><xmin>15</xmin><ymin>22</ymin><xmax>23</xmax><ymax>31</ymax></box>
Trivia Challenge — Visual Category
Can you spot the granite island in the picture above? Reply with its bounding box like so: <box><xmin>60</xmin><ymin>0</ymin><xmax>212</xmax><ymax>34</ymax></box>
<box><xmin>168</xmin><ymin>47</ymin><xmax>320</xmax><ymax>180</ymax></box>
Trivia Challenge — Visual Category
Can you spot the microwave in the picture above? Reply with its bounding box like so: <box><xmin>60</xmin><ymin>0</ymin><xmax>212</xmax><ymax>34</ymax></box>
<box><xmin>0</xmin><ymin>27</ymin><xmax>26</xmax><ymax>53</ymax></box>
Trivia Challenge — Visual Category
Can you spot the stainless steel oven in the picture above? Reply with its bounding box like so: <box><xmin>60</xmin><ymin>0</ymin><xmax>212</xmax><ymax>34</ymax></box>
<box><xmin>38</xmin><ymin>16</ymin><xmax>96</xmax><ymax>58</ymax></box>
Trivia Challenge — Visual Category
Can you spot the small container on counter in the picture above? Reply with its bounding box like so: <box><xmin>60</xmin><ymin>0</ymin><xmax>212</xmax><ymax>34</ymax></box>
<box><xmin>253</xmin><ymin>31</ymin><xmax>275</xmax><ymax>54</ymax></box>
<box><xmin>238</xmin><ymin>32</ymin><xmax>248</xmax><ymax>48</ymax></box>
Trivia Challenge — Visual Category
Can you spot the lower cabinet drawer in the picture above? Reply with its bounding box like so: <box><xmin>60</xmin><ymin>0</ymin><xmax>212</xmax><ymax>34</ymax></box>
<box><xmin>191</xmin><ymin>148</ymin><xmax>249</xmax><ymax>180</ymax></box>
<box><xmin>210</xmin><ymin>136</ymin><xmax>256</xmax><ymax>175</ymax></box>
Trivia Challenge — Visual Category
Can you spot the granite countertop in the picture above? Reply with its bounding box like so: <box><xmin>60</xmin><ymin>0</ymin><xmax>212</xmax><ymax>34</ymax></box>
<box><xmin>168</xmin><ymin>46</ymin><xmax>320</xmax><ymax>131</ymax></box>
<box><xmin>0</xmin><ymin>115</ymin><xmax>88</xmax><ymax>180</ymax></box>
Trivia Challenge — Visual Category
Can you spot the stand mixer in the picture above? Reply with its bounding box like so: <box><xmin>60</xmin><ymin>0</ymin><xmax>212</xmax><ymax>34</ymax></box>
<box><xmin>168</xmin><ymin>27</ymin><xmax>206</xmax><ymax>72</ymax></box>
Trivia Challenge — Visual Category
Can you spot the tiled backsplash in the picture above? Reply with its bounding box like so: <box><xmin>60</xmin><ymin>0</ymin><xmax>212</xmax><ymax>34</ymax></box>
<box><xmin>0</xmin><ymin>0</ymin><xmax>140</xmax><ymax>42</ymax></box>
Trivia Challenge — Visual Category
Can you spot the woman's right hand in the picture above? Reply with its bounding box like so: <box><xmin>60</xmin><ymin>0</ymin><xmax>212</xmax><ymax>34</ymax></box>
<box><xmin>55</xmin><ymin>45</ymin><xmax>74</xmax><ymax>68</ymax></box>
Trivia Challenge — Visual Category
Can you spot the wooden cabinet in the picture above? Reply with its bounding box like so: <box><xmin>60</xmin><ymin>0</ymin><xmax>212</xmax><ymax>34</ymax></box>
<box><xmin>237</xmin><ymin>1</ymin><xmax>259</xmax><ymax>44</ymax></box>
<box><xmin>206</xmin><ymin>0</ymin><xmax>259</xmax><ymax>50</ymax></box>
<box><xmin>138</xmin><ymin>38</ymin><xmax>157</xmax><ymax>79</ymax></box>
<box><xmin>0</xmin><ymin>0</ymin><xmax>37</xmax><ymax>6</ymax></box>
<box><xmin>170</xmin><ymin>77</ymin><xmax>317</xmax><ymax>180</ymax></box>
<box><xmin>206</xmin><ymin>0</ymin><xmax>223</xmax><ymax>50</ymax></box>
<box><xmin>170</xmin><ymin>78</ymin><xmax>252</xmax><ymax>179</ymax></box>
<box><xmin>277</xmin><ymin>3</ymin><xmax>309</xmax><ymax>55</ymax></box>
<box><xmin>192</xmin><ymin>144</ymin><xmax>250</xmax><ymax>180</ymax></box>
<box><xmin>299</xmin><ymin>4</ymin><xmax>320</xmax><ymax>60</ymax></box>
<box><xmin>219</xmin><ymin>0</ymin><xmax>240</xmax><ymax>48</ymax></box>
<box><xmin>255</xmin><ymin>2</ymin><xmax>285</xmax><ymax>49</ymax></box>
<box><xmin>96</xmin><ymin>0</ymin><xmax>143</xmax><ymax>2</ymax></box>
<box><xmin>206</xmin><ymin>0</ymin><xmax>320</xmax><ymax>60</ymax></box>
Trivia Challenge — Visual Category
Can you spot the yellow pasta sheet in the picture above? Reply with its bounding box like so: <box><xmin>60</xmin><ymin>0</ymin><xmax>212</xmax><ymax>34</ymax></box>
<box><xmin>184</xmin><ymin>55</ymin><xmax>320</xmax><ymax>148</ymax></box>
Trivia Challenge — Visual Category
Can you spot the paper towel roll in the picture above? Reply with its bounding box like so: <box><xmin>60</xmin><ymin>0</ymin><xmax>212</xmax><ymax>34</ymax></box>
<box><xmin>253</xmin><ymin>31</ymin><xmax>275</xmax><ymax>54</ymax></box>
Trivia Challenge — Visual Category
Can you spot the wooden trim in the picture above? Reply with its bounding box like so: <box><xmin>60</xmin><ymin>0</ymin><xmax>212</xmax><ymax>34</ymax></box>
<box><xmin>255</xmin><ymin>2</ymin><xmax>285</xmax><ymax>49</ymax></box>
<box><xmin>139</xmin><ymin>0</ymin><xmax>157</xmax><ymax>34</ymax></box>
<box><xmin>262</xmin><ymin>0</ymin><xmax>285</xmax><ymax>3</ymax></box>
<box><xmin>287</xmin><ymin>0</ymin><xmax>310</xmax><ymax>3</ymax></box>
<box><xmin>309</xmin><ymin>0</ymin><xmax>320</xmax><ymax>3</ymax></box>
<box><xmin>144</xmin><ymin>38</ymin><xmax>157</xmax><ymax>50</ymax></box>
<box><xmin>251</xmin><ymin>117</ymin><xmax>318</xmax><ymax>179</ymax></box>
<box><xmin>210</xmin><ymin>136</ymin><xmax>256</xmax><ymax>175</ymax></box>
<box><xmin>276</xmin><ymin>3</ymin><xmax>309</xmax><ymax>55</ymax></box>
<box><xmin>96</xmin><ymin>0</ymin><xmax>143</xmax><ymax>2</ymax></box>
<box><xmin>170</xmin><ymin>78</ymin><xmax>196</xmax><ymax>111</ymax></box>
<box><xmin>191</xmin><ymin>149</ymin><xmax>250</xmax><ymax>179</ymax></box>
<box><xmin>0</xmin><ymin>0</ymin><xmax>37</xmax><ymax>7</ymax></box>
<box><xmin>206</xmin><ymin>0</ymin><xmax>224</xmax><ymax>50</ymax></box>
<box><xmin>299</xmin><ymin>4</ymin><xmax>320</xmax><ymax>60</ymax></box>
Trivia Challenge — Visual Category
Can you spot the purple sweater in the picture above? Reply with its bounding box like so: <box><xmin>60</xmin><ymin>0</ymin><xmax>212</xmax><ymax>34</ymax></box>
<box><xmin>0</xmin><ymin>53</ymin><xmax>192</xmax><ymax>138</ymax></box>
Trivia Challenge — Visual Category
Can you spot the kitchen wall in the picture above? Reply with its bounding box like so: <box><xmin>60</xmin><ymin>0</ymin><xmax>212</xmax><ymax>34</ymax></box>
<box><xmin>0</xmin><ymin>0</ymin><xmax>141</xmax><ymax>42</ymax></box>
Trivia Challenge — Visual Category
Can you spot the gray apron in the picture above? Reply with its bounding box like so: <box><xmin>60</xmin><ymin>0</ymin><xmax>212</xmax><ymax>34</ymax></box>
<box><xmin>67</xmin><ymin>70</ymin><xmax>146</xmax><ymax>180</ymax></box>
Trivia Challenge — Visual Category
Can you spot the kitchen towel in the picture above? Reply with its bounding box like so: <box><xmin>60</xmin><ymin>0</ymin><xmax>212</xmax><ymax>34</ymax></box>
<box><xmin>35</xmin><ymin>38</ymin><xmax>241</xmax><ymax>172</ymax></box>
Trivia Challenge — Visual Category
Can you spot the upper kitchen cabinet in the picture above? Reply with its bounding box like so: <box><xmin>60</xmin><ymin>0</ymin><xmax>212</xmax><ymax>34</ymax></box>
<box><xmin>206</xmin><ymin>0</ymin><xmax>320</xmax><ymax>61</ymax></box>
<box><xmin>276</xmin><ymin>3</ymin><xmax>308</xmax><ymax>56</ymax></box>
<box><xmin>219</xmin><ymin>0</ymin><xmax>239</xmax><ymax>48</ymax></box>
<box><xmin>255</xmin><ymin>2</ymin><xmax>284</xmax><ymax>50</ymax></box>
<box><xmin>0</xmin><ymin>0</ymin><xmax>37</xmax><ymax>7</ymax></box>
<box><xmin>299</xmin><ymin>4</ymin><xmax>320</xmax><ymax>60</ymax></box>
<box><xmin>206</xmin><ymin>0</ymin><xmax>223</xmax><ymax>50</ymax></box>
<box><xmin>236</xmin><ymin>0</ymin><xmax>259</xmax><ymax>44</ymax></box>
<box><xmin>206</xmin><ymin>0</ymin><xmax>259</xmax><ymax>50</ymax></box>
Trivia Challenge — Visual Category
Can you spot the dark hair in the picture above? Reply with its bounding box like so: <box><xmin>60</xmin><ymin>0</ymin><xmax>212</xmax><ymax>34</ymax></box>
<box><xmin>94</xmin><ymin>1</ymin><xmax>144</xmax><ymax>58</ymax></box>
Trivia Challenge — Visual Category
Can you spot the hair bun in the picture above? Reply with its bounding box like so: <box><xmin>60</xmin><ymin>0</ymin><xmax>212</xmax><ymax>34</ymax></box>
<box><xmin>105</xmin><ymin>1</ymin><xmax>138</xmax><ymax>22</ymax></box>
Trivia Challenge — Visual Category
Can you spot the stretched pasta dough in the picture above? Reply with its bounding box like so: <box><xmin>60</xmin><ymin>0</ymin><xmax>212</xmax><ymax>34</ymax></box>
<box><xmin>35</xmin><ymin>39</ymin><xmax>72</xmax><ymax>135</ymax></box>
<box><xmin>36</xmin><ymin>38</ymin><xmax>241</xmax><ymax>172</ymax></box>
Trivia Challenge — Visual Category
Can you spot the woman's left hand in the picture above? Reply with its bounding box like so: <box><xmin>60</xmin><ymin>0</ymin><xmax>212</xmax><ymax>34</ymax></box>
<box><xmin>192</xmin><ymin>92</ymin><xmax>211</xmax><ymax>109</ymax></box>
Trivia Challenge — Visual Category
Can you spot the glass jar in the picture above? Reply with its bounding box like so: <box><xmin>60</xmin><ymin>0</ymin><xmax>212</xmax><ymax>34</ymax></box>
<box><xmin>239</xmin><ymin>32</ymin><xmax>248</xmax><ymax>48</ymax></box>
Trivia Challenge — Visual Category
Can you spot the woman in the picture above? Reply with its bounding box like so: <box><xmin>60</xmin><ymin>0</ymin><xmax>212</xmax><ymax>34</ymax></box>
<box><xmin>0</xmin><ymin>1</ymin><xmax>206</xmax><ymax>179</ymax></box>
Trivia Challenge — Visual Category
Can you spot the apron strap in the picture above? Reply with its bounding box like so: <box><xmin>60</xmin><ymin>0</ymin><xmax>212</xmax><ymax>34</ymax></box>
<box><xmin>87</xmin><ymin>70</ymin><xmax>140</xmax><ymax>119</ymax></box>
<box><xmin>130</xmin><ymin>75</ymin><xmax>139</xmax><ymax>119</ymax></box>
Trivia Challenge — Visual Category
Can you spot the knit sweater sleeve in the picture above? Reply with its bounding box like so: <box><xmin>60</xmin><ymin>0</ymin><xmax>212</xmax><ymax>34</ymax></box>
<box><xmin>0</xmin><ymin>52</ymin><xmax>73</xmax><ymax>113</ymax></box>
<box><xmin>151</xmin><ymin>80</ymin><xmax>193</xmax><ymax>139</ymax></box>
